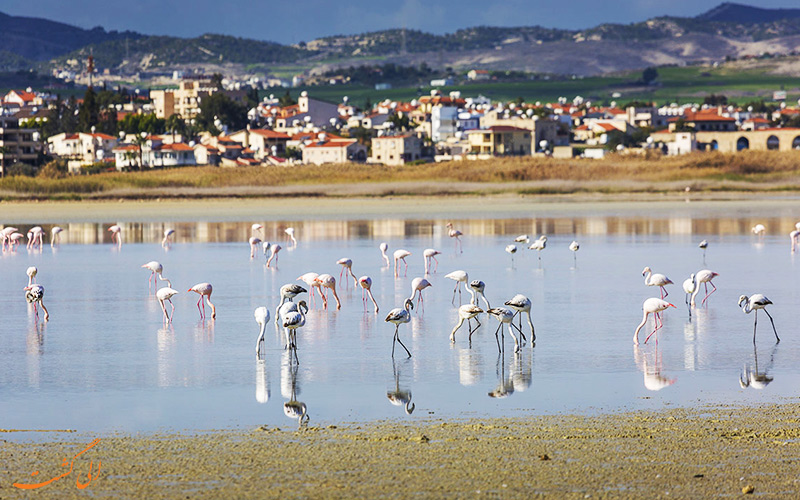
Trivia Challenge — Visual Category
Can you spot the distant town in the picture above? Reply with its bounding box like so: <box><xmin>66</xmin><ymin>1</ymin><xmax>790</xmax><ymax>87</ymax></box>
<box><xmin>1</xmin><ymin>68</ymin><xmax>798</xmax><ymax>177</ymax></box>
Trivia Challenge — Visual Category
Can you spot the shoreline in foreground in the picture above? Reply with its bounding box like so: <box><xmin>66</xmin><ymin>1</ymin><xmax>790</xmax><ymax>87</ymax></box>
<box><xmin>2</xmin><ymin>402</ymin><xmax>799</xmax><ymax>498</ymax></box>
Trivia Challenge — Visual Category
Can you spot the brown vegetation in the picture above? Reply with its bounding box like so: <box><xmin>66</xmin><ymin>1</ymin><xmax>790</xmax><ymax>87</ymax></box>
<box><xmin>1</xmin><ymin>151</ymin><xmax>799</xmax><ymax>199</ymax></box>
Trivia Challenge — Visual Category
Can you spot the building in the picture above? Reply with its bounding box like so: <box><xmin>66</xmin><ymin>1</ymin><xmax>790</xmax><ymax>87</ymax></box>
<box><xmin>0</xmin><ymin>115</ymin><xmax>40</xmax><ymax>175</ymax></box>
<box><xmin>467</xmin><ymin>69</ymin><xmax>490</xmax><ymax>81</ymax></box>
<box><xmin>480</xmin><ymin>111</ymin><xmax>560</xmax><ymax>150</ymax></box>
<box><xmin>47</xmin><ymin>132</ymin><xmax>118</xmax><ymax>172</ymax></box>
<box><xmin>668</xmin><ymin>110</ymin><xmax>737</xmax><ymax>132</ymax></box>
<box><xmin>150</xmin><ymin>79</ymin><xmax>246</xmax><ymax>120</ymax></box>
<box><xmin>227</xmin><ymin>128</ymin><xmax>291</xmax><ymax>160</ymax></box>
<box><xmin>653</xmin><ymin>128</ymin><xmax>800</xmax><ymax>154</ymax></box>
<box><xmin>302</xmin><ymin>139</ymin><xmax>366</xmax><ymax>165</ymax></box>
<box><xmin>467</xmin><ymin>126</ymin><xmax>532</xmax><ymax>155</ymax></box>
<box><xmin>273</xmin><ymin>92</ymin><xmax>340</xmax><ymax>131</ymax></box>
<box><xmin>112</xmin><ymin>136</ymin><xmax>196</xmax><ymax>170</ymax></box>
<box><xmin>369</xmin><ymin>134</ymin><xmax>425</xmax><ymax>166</ymax></box>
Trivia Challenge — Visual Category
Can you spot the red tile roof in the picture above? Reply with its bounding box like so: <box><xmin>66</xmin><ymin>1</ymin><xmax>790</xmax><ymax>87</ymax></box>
<box><xmin>305</xmin><ymin>139</ymin><xmax>357</xmax><ymax>148</ymax></box>
<box><xmin>250</xmin><ymin>129</ymin><xmax>290</xmax><ymax>139</ymax></box>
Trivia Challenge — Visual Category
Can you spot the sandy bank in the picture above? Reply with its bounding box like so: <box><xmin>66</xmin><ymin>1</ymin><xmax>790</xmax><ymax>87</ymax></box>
<box><xmin>3</xmin><ymin>402</ymin><xmax>800</xmax><ymax>499</ymax></box>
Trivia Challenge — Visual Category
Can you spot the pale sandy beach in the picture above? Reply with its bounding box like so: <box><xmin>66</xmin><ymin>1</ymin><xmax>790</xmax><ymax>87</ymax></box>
<box><xmin>3</xmin><ymin>402</ymin><xmax>800</xmax><ymax>499</ymax></box>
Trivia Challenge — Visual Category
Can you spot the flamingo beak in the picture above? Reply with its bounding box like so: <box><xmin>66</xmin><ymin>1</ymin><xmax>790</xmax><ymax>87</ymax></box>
<box><xmin>187</xmin><ymin>289</ymin><xmax>192</xmax><ymax>292</ymax></box>
<box><xmin>668</xmin><ymin>303</ymin><xmax>677</xmax><ymax>308</ymax></box>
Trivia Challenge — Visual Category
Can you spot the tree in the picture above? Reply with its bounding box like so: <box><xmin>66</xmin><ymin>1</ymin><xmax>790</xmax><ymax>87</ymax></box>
<box><xmin>210</xmin><ymin>73</ymin><xmax>224</xmax><ymax>90</ymax></box>
<box><xmin>703</xmin><ymin>94</ymin><xmax>728</xmax><ymax>106</ymax></box>
<box><xmin>196</xmin><ymin>93</ymin><xmax>248</xmax><ymax>134</ymax></box>
<box><xmin>388</xmin><ymin>113</ymin><xmax>412</xmax><ymax>131</ymax></box>
<box><xmin>279</xmin><ymin>90</ymin><xmax>296</xmax><ymax>107</ymax></box>
<box><xmin>78</xmin><ymin>87</ymin><xmax>101</xmax><ymax>132</ymax></box>
<box><xmin>641</xmin><ymin>67</ymin><xmax>659</xmax><ymax>85</ymax></box>
<box><xmin>246</xmin><ymin>86</ymin><xmax>260</xmax><ymax>108</ymax></box>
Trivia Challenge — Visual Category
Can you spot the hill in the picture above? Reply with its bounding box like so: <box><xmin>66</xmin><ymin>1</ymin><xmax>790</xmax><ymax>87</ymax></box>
<box><xmin>697</xmin><ymin>2</ymin><xmax>800</xmax><ymax>23</ymax></box>
<box><xmin>0</xmin><ymin>10</ymin><xmax>141</xmax><ymax>61</ymax></box>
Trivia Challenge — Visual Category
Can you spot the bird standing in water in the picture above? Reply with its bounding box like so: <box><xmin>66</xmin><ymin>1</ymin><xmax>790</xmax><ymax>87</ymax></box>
<box><xmin>738</xmin><ymin>294</ymin><xmax>779</xmax><ymax>344</ymax></box>
<box><xmin>188</xmin><ymin>282</ymin><xmax>216</xmax><ymax>319</ymax></box>
<box><xmin>385</xmin><ymin>299</ymin><xmax>414</xmax><ymax>358</ymax></box>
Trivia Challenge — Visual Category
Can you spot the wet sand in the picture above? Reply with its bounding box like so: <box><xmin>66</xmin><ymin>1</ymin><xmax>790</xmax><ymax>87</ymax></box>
<box><xmin>3</xmin><ymin>193</ymin><xmax>800</xmax><ymax>223</ymax></box>
<box><xmin>3</xmin><ymin>402</ymin><xmax>800</xmax><ymax>499</ymax></box>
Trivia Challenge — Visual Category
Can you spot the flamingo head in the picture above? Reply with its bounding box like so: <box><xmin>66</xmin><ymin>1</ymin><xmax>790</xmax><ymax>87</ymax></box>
<box><xmin>642</xmin><ymin>266</ymin><xmax>651</xmax><ymax>276</ymax></box>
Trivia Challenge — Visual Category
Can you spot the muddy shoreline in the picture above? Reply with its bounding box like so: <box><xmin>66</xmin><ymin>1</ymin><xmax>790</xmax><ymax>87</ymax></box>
<box><xmin>2</xmin><ymin>402</ymin><xmax>800</xmax><ymax>498</ymax></box>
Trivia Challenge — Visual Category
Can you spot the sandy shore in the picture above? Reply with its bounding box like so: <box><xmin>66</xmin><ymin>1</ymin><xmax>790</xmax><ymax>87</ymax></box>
<box><xmin>3</xmin><ymin>193</ymin><xmax>800</xmax><ymax>223</ymax></box>
<box><xmin>2</xmin><ymin>402</ymin><xmax>800</xmax><ymax>499</ymax></box>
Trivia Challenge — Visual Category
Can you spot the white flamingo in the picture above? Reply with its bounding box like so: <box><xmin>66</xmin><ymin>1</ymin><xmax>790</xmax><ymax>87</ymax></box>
<box><xmin>274</xmin><ymin>283</ymin><xmax>306</xmax><ymax>325</ymax></box>
<box><xmin>486</xmin><ymin>306</ymin><xmax>520</xmax><ymax>353</ymax></box>
<box><xmin>337</xmin><ymin>257</ymin><xmax>358</xmax><ymax>288</ymax></box>
<box><xmin>379</xmin><ymin>242</ymin><xmax>390</xmax><ymax>267</ymax></box>
<box><xmin>50</xmin><ymin>226</ymin><xmax>64</xmax><ymax>247</ymax></box>
<box><xmin>504</xmin><ymin>294</ymin><xmax>535</xmax><ymax>344</ymax></box>
<box><xmin>282</xmin><ymin>300</ymin><xmax>308</xmax><ymax>358</ymax></box>
<box><xmin>642</xmin><ymin>266</ymin><xmax>673</xmax><ymax>299</ymax></box>
<box><xmin>569</xmin><ymin>241</ymin><xmax>579</xmax><ymax>264</ymax></box>
<box><xmin>529</xmin><ymin>235</ymin><xmax>547</xmax><ymax>261</ymax></box>
<box><xmin>393</xmin><ymin>249</ymin><xmax>411</xmax><ymax>277</ymax></box>
<box><xmin>188</xmin><ymin>282</ymin><xmax>216</xmax><ymax>319</ymax></box>
<box><xmin>505</xmin><ymin>244</ymin><xmax>517</xmax><ymax>264</ymax></box>
<box><xmin>738</xmin><ymin>294</ymin><xmax>779</xmax><ymax>343</ymax></box>
<box><xmin>108</xmin><ymin>224</ymin><xmax>122</xmax><ymax>247</ymax></box>
<box><xmin>423</xmin><ymin>248</ymin><xmax>441</xmax><ymax>274</ymax></box>
<box><xmin>315</xmin><ymin>274</ymin><xmax>341</xmax><ymax>310</ymax></box>
<box><xmin>469</xmin><ymin>280</ymin><xmax>491</xmax><ymax>309</ymax></box>
<box><xmin>297</xmin><ymin>272</ymin><xmax>322</xmax><ymax>308</ymax></box>
<box><xmin>254</xmin><ymin>306</ymin><xmax>271</xmax><ymax>356</ymax></box>
<box><xmin>251</xmin><ymin>223</ymin><xmax>263</xmax><ymax>238</ymax></box>
<box><xmin>142</xmin><ymin>261</ymin><xmax>172</xmax><ymax>289</ymax></box>
<box><xmin>690</xmin><ymin>269</ymin><xmax>719</xmax><ymax>307</ymax></box>
<box><xmin>359</xmin><ymin>276</ymin><xmax>379</xmax><ymax>313</ymax></box>
<box><xmin>446</xmin><ymin>222</ymin><xmax>463</xmax><ymax>253</ymax></box>
<box><xmin>249</xmin><ymin>236</ymin><xmax>262</xmax><ymax>258</ymax></box>
<box><xmin>514</xmin><ymin>234</ymin><xmax>530</xmax><ymax>244</ymax></box>
<box><xmin>156</xmin><ymin>287</ymin><xmax>179</xmax><ymax>323</ymax></box>
<box><xmin>408</xmin><ymin>277</ymin><xmax>432</xmax><ymax>307</ymax></box>
<box><xmin>24</xmin><ymin>284</ymin><xmax>49</xmax><ymax>322</ymax></box>
<box><xmin>162</xmin><ymin>228</ymin><xmax>175</xmax><ymax>248</ymax></box>
<box><xmin>26</xmin><ymin>266</ymin><xmax>38</xmax><ymax>287</ymax></box>
<box><xmin>450</xmin><ymin>304</ymin><xmax>483</xmax><ymax>343</ymax></box>
<box><xmin>444</xmin><ymin>270</ymin><xmax>472</xmax><ymax>305</ymax></box>
<box><xmin>285</xmin><ymin>227</ymin><xmax>297</xmax><ymax>246</ymax></box>
<box><xmin>698</xmin><ymin>239</ymin><xmax>708</xmax><ymax>259</ymax></box>
<box><xmin>267</xmin><ymin>244</ymin><xmax>282</xmax><ymax>268</ymax></box>
<box><xmin>633</xmin><ymin>298</ymin><xmax>676</xmax><ymax>345</ymax></box>
<box><xmin>385</xmin><ymin>299</ymin><xmax>414</xmax><ymax>358</ymax></box>
<box><xmin>682</xmin><ymin>273</ymin><xmax>696</xmax><ymax>316</ymax></box>
<box><xmin>752</xmin><ymin>224</ymin><xmax>766</xmax><ymax>238</ymax></box>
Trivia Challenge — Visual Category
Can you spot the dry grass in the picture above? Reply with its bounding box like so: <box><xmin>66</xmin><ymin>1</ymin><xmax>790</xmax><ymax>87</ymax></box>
<box><xmin>1</xmin><ymin>151</ymin><xmax>799</xmax><ymax>198</ymax></box>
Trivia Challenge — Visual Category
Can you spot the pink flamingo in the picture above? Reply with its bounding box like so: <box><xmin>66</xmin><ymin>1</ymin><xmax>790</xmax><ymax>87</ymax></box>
<box><xmin>51</xmin><ymin>226</ymin><xmax>64</xmax><ymax>247</ymax></box>
<box><xmin>249</xmin><ymin>237</ymin><xmax>262</xmax><ymax>259</ymax></box>
<box><xmin>337</xmin><ymin>257</ymin><xmax>359</xmax><ymax>288</ymax></box>
<box><xmin>379</xmin><ymin>242</ymin><xmax>390</xmax><ymax>267</ymax></box>
<box><xmin>142</xmin><ymin>261</ymin><xmax>172</xmax><ymax>290</ymax></box>
<box><xmin>108</xmin><ymin>225</ymin><xmax>122</xmax><ymax>247</ymax></box>
<box><xmin>2</xmin><ymin>227</ymin><xmax>18</xmax><ymax>250</ymax></box>
<box><xmin>642</xmin><ymin>267</ymin><xmax>672</xmax><ymax>299</ymax></box>
<box><xmin>26</xmin><ymin>266</ymin><xmax>38</xmax><ymax>286</ymax></box>
<box><xmin>408</xmin><ymin>277</ymin><xmax>432</xmax><ymax>308</ymax></box>
<box><xmin>297</xmin><ymin>272</ymin><xmax>323</xmax><ymax>308</ymax></box>
<box><xmin>162</xmin><ymin>228</ymin><xmax>175</xmax><ymax>248</ymax></box>
<box><xmin>8</xmin><ymin>232</ymin><xmax>24</xmax><ymax>250</ymax></box>
<box><xmin>27</xmin><ymin>226</ymin><xmax>44</xmax><ymax>249</ymax></box>
<box><xmin>267</xmin><ymin>244</ymin><xmax>282</xmax><ymax>268</ymax></box>
<box><xmin>285</xmin><ymin>227</ymin><xmax>297</xmax><ymax>246</ymax></box>
<box><xmin>315</xmin><ymin>274</ymin><xmax>341</xmax><ymax>310</ymax></box>
<box><xmin>393</xmin><ymin>249</ymin><xmax>411</xmax><ymax>278</ymax></box>
<box><xmin>446</xmin><ymin>222</ymin><xmax>463</xmax><ymax>253</ymax></box>
<box><xmin>24</xmin><ymin>284</ymin><xmax>49</xmax><ymax>322</ymax></box>
<box><xmin>359</xmin><ymin>276</ymin><xmax>379</xmax><ymax>313</ymax></box>
<box><xmin>423</xmin><ymin>248</ymin><xmax>441</xmax><ymax>274</ymax></box>
<box><xmin>633</xmin><ymin>298</ymin><xmax>676</xmax><ymax>345</ymax></box>
<box><xmin>188</xmin><ymin>282</ymin><xmax>216</xmax><ymax>319</ymax></box>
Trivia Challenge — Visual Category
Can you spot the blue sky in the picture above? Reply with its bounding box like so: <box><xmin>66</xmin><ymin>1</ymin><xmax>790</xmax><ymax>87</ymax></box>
<box><xmin>4</xmin><ymin>1</ymin><xmax>799</xmax><ymax>44</ymax></box>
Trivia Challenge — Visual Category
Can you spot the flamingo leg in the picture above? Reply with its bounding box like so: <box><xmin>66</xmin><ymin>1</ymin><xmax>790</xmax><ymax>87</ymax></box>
<box><xmin>763</xmin><ymin>309</ymin><xmax>780</xmax><ymax>343</ymax></box>
<box><xmin>391</xmin><ymin>326</ymin><xmax>399</xmax><ymax>357</ymax></box>
<box><xmin>493</xmin><ymin>323</ymin><xmax>503</xmax><ymax>353</ymax></box>
<box><xmin>701</xmin><ymin>282</ymin><xmax>717</xmax><ymax>306</ymax></box>
<box><xmin>196</xmin><ymin>297</ymin><xmax>204</xmax><ymax>318</ymax></box>
<box><xmin>395</xmin><ymin>331</ymin><xmax>411</xmax><ymax>358</ymax></box>
<box><xmin>451</xmin><ymin>283</ymin><xmax>458</xmax><ymax>305</ymax></box>
<box><xmin>752</xmin><ymin>310</ymin><xmax>758</xmax><ymax>344</ymax></box>
<box><xmin>403</xmin><ymin>259</ymin><xmax>408</xmax><ymax>276</ymax></box>
<box><xmin>433</xmin><ymin>256</ymin><xmax>439</xmax><ymax>272</ymax></box>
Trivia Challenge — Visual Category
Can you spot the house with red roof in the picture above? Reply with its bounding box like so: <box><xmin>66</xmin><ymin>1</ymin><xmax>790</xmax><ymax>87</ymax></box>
<box><xmin>228</xmin><ymin>127</ymin><xmax>291</xmax><ymax>159</ymax></box>
<box><xmin>302</xmin><ymin>139</ymin><xmax>366</xmax><ymax>165</ymax></box>
<box><xmin>47</xmin><ymin>131</ymin><xmax>119</xmax><ymax>172</ymax></box>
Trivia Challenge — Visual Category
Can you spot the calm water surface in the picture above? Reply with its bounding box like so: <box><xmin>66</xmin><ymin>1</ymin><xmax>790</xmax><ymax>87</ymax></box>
<box><xmin>2</xmin><ymin>211</ymin><xmax>800</xmax><ymax>435</ymax></box>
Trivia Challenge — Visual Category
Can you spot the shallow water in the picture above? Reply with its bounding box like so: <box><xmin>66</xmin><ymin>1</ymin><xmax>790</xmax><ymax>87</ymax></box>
<box><xmin>2</xmin><ymin>211</ymin><xmax>800</xmax><ymax>435</ymax></box>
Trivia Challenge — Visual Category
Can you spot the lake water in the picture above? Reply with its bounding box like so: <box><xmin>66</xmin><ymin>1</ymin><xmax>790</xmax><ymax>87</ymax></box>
<box><xmin>3</xmin><ymin>205</ymin><xmax>800</xmax><ymax>435</ymax></box>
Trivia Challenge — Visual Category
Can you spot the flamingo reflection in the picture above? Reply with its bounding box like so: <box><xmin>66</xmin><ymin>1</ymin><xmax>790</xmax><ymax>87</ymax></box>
<box><xmin>488</xmin><ymin>350</ymin><xmax>514</xmax><ymax>398</ymax></box>
<box><xmin>255</xmin><ymin>359</ymin><xmax>270</xmax><ymax>403</ymax></box>
<box><xmin>281</xmin><ymin>353</ymin><xmax>309</xmax><ymax>429</ymax></box>
<box><xmin>387</xmin><ymin>360</ymin><xmax>415</xmax><ymax>414</ymax></box>
<box><xmin>633</xmin><ymin>345</ymin><xmax>676</xmax><ymax>391</ymax></box>
<box><xmin>740</xmin><ymin>342</ymin><xmax>778</xmax><ymax>390</ymax></box>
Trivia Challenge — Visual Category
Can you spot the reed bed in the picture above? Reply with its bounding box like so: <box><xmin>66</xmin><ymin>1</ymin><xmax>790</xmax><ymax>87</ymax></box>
<box><xmin>1</xmin><ymin>151</ymin><xmax>799</xmax><ymax>198</ymax></box>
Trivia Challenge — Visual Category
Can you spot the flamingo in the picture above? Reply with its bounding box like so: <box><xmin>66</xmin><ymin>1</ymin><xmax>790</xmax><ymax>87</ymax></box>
<box><xmin>282</xmin><ymin>300</ymin><xmax>308</xmax><ymax>360</ymax></box>
<box><xmin>752</xmin><ymin>224</ymin><xmax>766</xmax><ymax>238</ymax></box>
<box><xmin>408</xmin><ymin>277</ymin><xmax>432</xmax><ymax>307</ymax></box>
<box><xmin>26</xmin><ymin>266</ymin><xmax>38</xmax><ymax>287</ymax></box>
<box><xmin>251</xmin><ymin>223</ymin><xmax>263</xmax><ymax>238</ymax></box>
<box><xmin>469</xmin><ymin>280</ymin><xmax>491</xmax><ymax>309</ymax></box>
<box><xmin>698</xmin><ymin>239</ymin><xmax>708</xmax><ymax>260</ymax></box>
<box><xmin>267</xmin><ymin>244</ymin><xmax>282</xmax><ymax>268</ymax></box>
<box><xmin>423</xmin><ymin>248</ymin><xmax>441</xmax><ymax>274</ymax></box>
<box><xmin>262</xmin><ymin>241</ymin><xmax>272</xmax><ymax>263</ymax></box>
<box><xmin>385</xmin><ymin>298</ymin><xmax>414</xmax><ymax>358</ymax></box>
<box><xmin>486</xmin><ymin>306</ymin><xmax>520</xmax><ymax>353</ymax></box>
<box><xmin>359</xmin><ymin>276</ymin><xmax>379</xmax><ymax>313</ymax></box>
<box><xmin>337</xmin><ymin>257</ymin><xmax>358</xmax><ymax>288</ymax></box>
<box><xmin>188</xmin><ymin>282</ymin><xmax>216</xmax><ymax>319</ymax></box>
<box><xmin>249</xmin><ymin>237</ymin><xmax>262</xmax><ymax>259</ymax></box>
<box><xmin>8</xmin><ymin>232</ymin><xmax>23</xmax><ymax>250</ymax></box>
<box><xmin>27</xmin><ymin>226</ymin><xmax>44</xmax><ymax>249</ymax></box>
<box><xmin>142</xmin><ymin>261</ymin><xmax>172</xmax><ymax>289</ymax></box>
<box><xmin>162</xmin><ymin>228</ymin><xmax>175</xmax><ymax>248</ymax></box>
<box><xmin>504</xmin><ymin>294</ymin><xmax>535</xmax><ymax>343</ymax></box>
<box><xmin>505</xmin><ymin>244</ymin><xmax>517</xmax><ymax>264</ymax></box>
<box><xmin>24</xmin><ymin>284</ymin><xmax>49</xmax><ymax>322</ymax></box>
<box><xmin>2</xmin><ymin>226</ymin><xmax>18</xmax><ymax>250</ymax></box>
<box><xmin>446</xmin><ymin>222</ymin><xmax>463</xmax><ymax>253</ymax></box>
<box><xmin>738</xmin><ymin>294</ymin><xmax>779</xmax><ymax>343</ymax></box>
<box><xmin>529</xmin><ymin>235</ymin><xmax>547</xmax><ymax>261</ymax></box>
<box><xmin>156</xmin><ymin>287</ymin><xmax>179</xmax><ymax>323</ymax></box>
<box><xmin>445</xmin><ymin>270</ymin><xmax>472</xmax><ymax>305</ymax></box>
<box><xmin>569</xmin><ymin>241</ymin><xmax>579</xmax><ymax>264</ymax></box>
<box><xmin>108</xmin><ymin>225</ymin><xmax>122</xmax><ymax>247</ymax></box>
<box><xmin>274</xmin><ymin>283</ymin><xmax>307</xmax><ymax>325</ymax></box>
<box><xmin>297</xmin><ymin>272</ymin><xmax>322</xmax><ymax>308</ymax></box>
<box><xmin>450</xmin><ymin>304</ymin><xmax>483</xmax><ymax>343</ymax></box>
<box><xmin>315</xmin><ymin>274</ymin><xmax>341</xmax><ymax>310</ymax></box>
<box><xmin>633</xmin><ymin>298</ymin><xmax>676</xmax><ymax>345</ymax></box>
<box><xmin>791</xmin><ymin>230</ymin><xmax>799</xmax><ymax>253</ymax></box>
<box><xmin>285</xmin><ymin>227</ymin><xmax>297</xmax><ymax>246</ymax></box>
<box><xmin>642</xmin><ymin>267</ymin><xmax>673</xmax><ymax>299</ymax></box>
<box><xmin>682</xmin><ymin>273</ymin><xmax>696</xmax><ymax>317</ymax></box>
<box><xmin>379</xmin><ymin>242</ymin><xmax>390</xmax><ymax>267</ymax></box>
<box><xmin>514</xmin><ymin>234</ymin><xmax>530</xmax><ymax>244</ymax></box>
<box><xmin>50</xmin><ymin>226</ymin><xmax>64</xmax><ymax>247</ymax></box>
<box><xmin>690</xmin><ymin>269</ymin><xmax>719</xmax><ymax>307</ymax></box>
<box><xmin>393</xmin><ymin>249</ymin><xmax>411</xmax><ymax>277</ymax></box>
